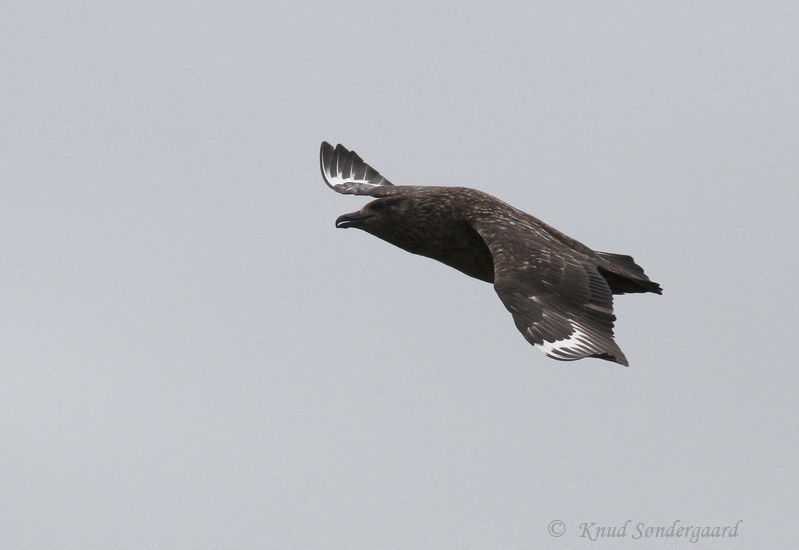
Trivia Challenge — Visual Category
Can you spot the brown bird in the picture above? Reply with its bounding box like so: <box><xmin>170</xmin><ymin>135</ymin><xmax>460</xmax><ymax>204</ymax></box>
<box><xmin>321</xmin><ymin>142</ymin><xmax>661</xmax><ymax>366</ymax></box>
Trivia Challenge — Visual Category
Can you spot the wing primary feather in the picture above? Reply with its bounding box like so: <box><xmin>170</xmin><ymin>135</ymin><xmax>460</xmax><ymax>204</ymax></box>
<box><xmin>320</xmin><ymin>142</ymin><xmax>394</xmax><ymax>195</ymax></box>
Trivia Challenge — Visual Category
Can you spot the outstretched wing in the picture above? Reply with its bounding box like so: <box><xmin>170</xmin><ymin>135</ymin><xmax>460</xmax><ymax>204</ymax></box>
<box><xmin>320</xmin><ymin>142</ymin><xmax>395</xmax><ymax>195</ymax></box>
<box><xmin>470</xmin><ymin>218</ymin><xmax>628</xmax><ymax>366</ymax></box>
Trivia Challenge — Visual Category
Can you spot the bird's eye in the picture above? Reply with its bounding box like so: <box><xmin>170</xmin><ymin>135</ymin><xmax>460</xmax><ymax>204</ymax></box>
<box><xmin>371</xmin><ymin>201</ymin><xmax>389</xmax><ymax>211</ymax></box>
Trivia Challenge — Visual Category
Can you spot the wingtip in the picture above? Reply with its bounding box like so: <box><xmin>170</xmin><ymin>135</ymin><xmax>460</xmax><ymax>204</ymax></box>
<box><xmin>612</xmin><ymin>348</ymin><xmax>629</xmax><ymax>366</ymax></box>
<box><xmin>318</xmin><ymin>141</ymin><xmax>394</xmax><ymax>194</ymax></box>
<box><xmin>320</xmin><ymin>142</ymin><xmax>331</xmax><ymax>185</ymax></box>
<box><xmin>320</xmin><ymin>141</ymin><xmax>335</xmax><ymax>164</ymax></box>
<box><xmin>595</xmin><ymin>351</ymin><xmax>629</xmax><ymax>366</ymax></box>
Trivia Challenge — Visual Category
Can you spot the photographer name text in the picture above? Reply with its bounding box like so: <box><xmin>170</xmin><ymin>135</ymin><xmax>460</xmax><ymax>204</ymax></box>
<box><xmin>578</xmin><ymin>519</ymin><xmax>742</xmax><ymax>543</ymax></box>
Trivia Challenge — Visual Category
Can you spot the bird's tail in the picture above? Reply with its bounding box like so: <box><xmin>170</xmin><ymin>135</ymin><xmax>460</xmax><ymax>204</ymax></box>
<box><xmin>595</xmin><ymin>252</ymin><xmax>663</xmax><ymax>295</ymax></box>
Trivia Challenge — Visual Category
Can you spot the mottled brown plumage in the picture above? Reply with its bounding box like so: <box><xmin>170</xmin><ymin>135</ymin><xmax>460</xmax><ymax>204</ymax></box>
<box><xmin>321</xmin><ymin>142</ymin><xmax>662</xmax><ymax>366</ymax></box>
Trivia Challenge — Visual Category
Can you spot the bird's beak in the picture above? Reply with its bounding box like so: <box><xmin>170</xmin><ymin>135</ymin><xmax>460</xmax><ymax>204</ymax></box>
<box><xmin>335</xmin><ymin>211</ymin><xmax>373</xmax><ymax>229</ymax></box>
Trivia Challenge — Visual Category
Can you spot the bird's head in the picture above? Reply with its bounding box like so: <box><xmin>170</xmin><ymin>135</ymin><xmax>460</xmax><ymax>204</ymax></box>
<box><xmin>335</xmin><ymin>196</ymin><xmax>413</xmax><ymax>233</ymax></box>
<box><xmin>335</xmin><ymin>194</ymin><xmax>441</xmax><ymax>252</ymax></box>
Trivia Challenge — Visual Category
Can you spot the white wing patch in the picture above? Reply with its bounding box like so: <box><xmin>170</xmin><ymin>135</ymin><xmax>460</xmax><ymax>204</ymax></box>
<box><xmin>534</xmin><ymin>323</ymin><xmax>596</xmax><ymax>360</ymax></box>
<box><xmin>320</xmin><ymin>142</ymin><xmax>393</xmax><ymax>195</ymax></box>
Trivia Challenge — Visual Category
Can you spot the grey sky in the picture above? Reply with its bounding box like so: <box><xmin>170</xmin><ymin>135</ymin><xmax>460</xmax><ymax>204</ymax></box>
<box><xmin>2</xmin><ymin>2</ymin><xmax>796</xmax><ymax>548</ymax></box>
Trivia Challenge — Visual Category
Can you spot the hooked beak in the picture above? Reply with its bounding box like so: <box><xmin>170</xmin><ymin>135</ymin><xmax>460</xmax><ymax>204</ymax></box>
<box><xmin>335</xmin><ymin>211</ymin><xmax>373</xmax><ymax>229</ymax></box>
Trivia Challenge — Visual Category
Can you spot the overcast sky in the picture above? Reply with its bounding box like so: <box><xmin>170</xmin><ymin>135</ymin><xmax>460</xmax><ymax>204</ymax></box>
<box><xmin>2</xmin><ymin>2</ymin><xmax>797</xmax><ymax>548</ymax></box>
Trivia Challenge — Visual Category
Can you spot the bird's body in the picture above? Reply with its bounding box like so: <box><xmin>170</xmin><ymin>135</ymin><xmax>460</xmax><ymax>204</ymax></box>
<box><xmin>321</xmin><ymin>142</ymin><xmax>661</xmax><ymax>366</ymax></box>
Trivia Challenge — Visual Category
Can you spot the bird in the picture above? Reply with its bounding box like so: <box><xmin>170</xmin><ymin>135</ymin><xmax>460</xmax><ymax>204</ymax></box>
<box><xmin>320</xmin><ymin>141</ymin><xmax>662</xmax><ymax>366</ymax></box>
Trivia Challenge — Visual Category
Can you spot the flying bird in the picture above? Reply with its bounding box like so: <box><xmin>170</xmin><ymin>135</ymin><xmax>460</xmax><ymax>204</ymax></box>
<box><xmin>320</xmin><ymin>142</ymin><xmax>662</xmax><ymax>366</ymax></box>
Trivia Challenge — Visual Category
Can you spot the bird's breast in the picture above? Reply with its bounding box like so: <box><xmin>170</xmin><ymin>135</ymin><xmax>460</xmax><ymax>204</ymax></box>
<box><xmin>399</xmin><ymin>221</ymin><xmax>495</xmax><ymax>283</ymax></box>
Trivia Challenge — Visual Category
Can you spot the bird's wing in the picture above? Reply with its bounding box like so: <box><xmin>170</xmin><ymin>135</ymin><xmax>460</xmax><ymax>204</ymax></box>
<box><xmin>469</xmin><ymin>219</ymin><xmax>628</xmax><ymax>365</ymax></box>
<box><xmin>320</xmin><ymin>142</ymin><xmax>396</xmax><ymax>196</ymax></box>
